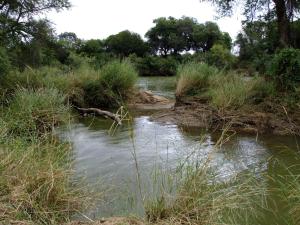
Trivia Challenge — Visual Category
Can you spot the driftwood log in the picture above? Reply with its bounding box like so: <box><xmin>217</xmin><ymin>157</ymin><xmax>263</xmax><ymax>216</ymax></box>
<box><xmin>75</xmin><ymin>107</ymin><xmax>122</xmax><ymax>125</ymax></box>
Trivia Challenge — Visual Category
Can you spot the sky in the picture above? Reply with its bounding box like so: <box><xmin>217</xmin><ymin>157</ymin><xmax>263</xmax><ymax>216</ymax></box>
<box><xmin>46</xmin><ymin>0</ymin><xmax>243</xmax><ymax>41</ymax></box>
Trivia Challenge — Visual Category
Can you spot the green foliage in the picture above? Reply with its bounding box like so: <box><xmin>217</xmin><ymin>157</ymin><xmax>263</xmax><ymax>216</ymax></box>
<box><xmin>205</xmin><ymin>44</ymin><xmax>236</xmax><ymax>69</ymax></box>
<box><xmin>3</xmin><ymin>88</ymin><xmax>70</xmax><ymax>136</ymax></box>
<box><xmin>208</xmin><ymin>73</ymin><xmax>259</xmax><ymax>109</ymax></box>
<box><xmin>176</xmin><ymin>62</ymin><xmax>218</xmax><ymax>97</ymax></box>
<box><xmin>0</xmin><ymin>0</ymin><xmax>71</xmax><ymax>45</ymax></box>
<box><xmin>0</xmin><ymin>47</ymin><xmax>10</xmax><ymax>76</ymax></box>
<box><xmin>79</xmin><ymin>39</ymin><xmax>104</xmax><ymax>57</ymax></box>
<box><xmin>146</xmin><ymin>17</ymin><xmax>232</xmax><ymax>56</ymax></box>
<box><xmin>100</xmin><ymin>60</ymin><xmax>138</xmax><ymax>96</ymax></box>
<box><xmin>83</xmin><ymin>60</ymin><xmax>138</xmax><ymax>108</ymax></box>
<box><xmin>58</xmin><ymin>32</ymin><xmax>81</xmax><ymax>50</ymax></box>
<box><xmin>106</xmin><ymin>30</ymin><xmax>149</xmax><ymax>57</ymax></box>
<box><xmin>268</xmin><ymin>48</ymin><xmax>300</xmax><ymax>90</ymax></box>
<box><xmin>131</xmin><ymin>55</ymin><xmax>178</xmax><ymax>76</ymax></box>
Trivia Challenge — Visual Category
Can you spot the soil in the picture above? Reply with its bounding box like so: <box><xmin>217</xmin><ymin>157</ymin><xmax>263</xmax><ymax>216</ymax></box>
<box><xmin>128</xmin><ymin>91</ymin><xmax>300</xmax><ymax>136</ymax></box>
<box><xmin>127</xmin><ymin>90</ymin><xmax>175</xmax><ymax>110</ymax></box>
<box><xmin>150</xmin><ymin>96</ymin><xmax>300</xmax><ymax>136</ymax></box>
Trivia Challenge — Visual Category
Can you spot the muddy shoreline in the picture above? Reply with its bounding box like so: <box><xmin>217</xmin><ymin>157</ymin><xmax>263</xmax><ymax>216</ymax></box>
<box><xmin>129</xmin><ymin>91</ymin><xmax>300</xmax><ymax>136</ymax></box>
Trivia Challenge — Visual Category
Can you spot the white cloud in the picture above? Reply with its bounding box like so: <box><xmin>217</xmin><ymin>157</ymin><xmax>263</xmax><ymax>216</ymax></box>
<box><xmin>46</xmin><ymin>0</ymin><xmax>243</xmax><ymax>40</ymax></box>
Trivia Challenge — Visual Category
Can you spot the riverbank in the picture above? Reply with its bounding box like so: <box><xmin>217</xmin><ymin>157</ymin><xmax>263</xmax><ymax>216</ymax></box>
<box><xmin>149</xmin><ymin>95</ymin><xmax>300</xmax><ymax>136</ymax></box>
<box><xmin>144</xmin><ymin>63</ymin><xmax>300</xmax><ymax>136</ymax></box>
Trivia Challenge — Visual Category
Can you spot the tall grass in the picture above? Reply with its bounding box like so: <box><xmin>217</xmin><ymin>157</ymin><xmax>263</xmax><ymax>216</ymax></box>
<box><xmin>175</xmin><ymin>62</ymin><xmax>276</xmax><ymax>110</ymax></box>
<box><xmin>0</xmin><ymin>61</ymin><xmax>138</xmax><ymax>108</ymax></box>
<box><xmin>176</xmin><ymin>62</ymin><xmax>218</xmax><ymax>97</ymax></box>
<box><xmin>145</xmin><ymin>161</ymin><xmax>266</xmax><ymax>225</ymax></box>
<box><xmin>2</xmin><ymin>88</ymin><xmax>70</xmax><ymax>137</ymax></box>
<box><xmin>208</xmin><ymin>72</ymin><xmax>259</xmax><ymax>110</ymax></box>
<box><xmin>84</xmin><ymin>60</ymin><xmax>138</xmax><ymax>108</ymax></box>
<box><xmin>0</xmin><ymin>88</ymin><xmax>91</xmax><ymax>224</ymax></box>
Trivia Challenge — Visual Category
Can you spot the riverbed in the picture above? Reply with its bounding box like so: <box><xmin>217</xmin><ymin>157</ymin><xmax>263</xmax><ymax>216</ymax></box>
<box><xmin>59</xmin><ymin>77</ymin><xmax>300</xmax><ymax>223</ymax></box>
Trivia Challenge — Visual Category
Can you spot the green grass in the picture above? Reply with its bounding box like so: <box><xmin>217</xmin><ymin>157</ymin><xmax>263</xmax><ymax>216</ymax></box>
<box><xmin>0</xmin><ymin>88</ymin><xmax>91</xmax><ymax>224</ymax></box>
<box><xmin>2</xmin><ymin>88</ymin><xmax>70</xmax><ymax>137</ymax></box>
<box><xmin>145</xmin><ymin>163</ymin><xmax>266</xmax><ymax>225</ymax></box>
<box><xmin>175</xmin><ymin>62</ymin><xmax>279</xmax><ymax>110</ymax></box>
<box><xmin>176</xmin><ymin>62</ymin><xmax>218</xmax><ymax>97</ymax></box>
<box><xmin>0</xmin><ymin>61</ymin><xmax>138</xmax><ymax>109</ymax></box>
<box><xmin>83</xmin><ymin>60</ymin><xmax>138</xmax><ymax>108</ymax></box>
<box><xmin>208</xmin><ymin>72</ymin><xmax>260</xmax><ymax>110</ymax></box>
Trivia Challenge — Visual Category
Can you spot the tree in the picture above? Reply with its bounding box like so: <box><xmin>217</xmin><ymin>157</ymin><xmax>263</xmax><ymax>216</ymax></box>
<box><xmin>10</xmin><ymin>19</ymin><xmax>71</xmax><ymax>68</ymax></box>
<box><xmin>202</xmin><ymin>0</ymin><xmax>300</xmax><ymax>47</ymax></box>
<box><xmin>105</xmin><ymin>30</ymin><xmax>149</xmax><ymax>57</ymax></box>
<box><xmin>146</xmin><ymin>17</ymin><xmax>194</xmax><ymax>56</ymax></box>
<box><xmin>235</xmin><ymin>20</ymin><xmax>279</xmax><ymax>62</ymax></box>
<box><xmin>146</xmin><ymin>17</ymin><xmax>232</xmax><ymax>56</ymax></box>
<box><xmin>58</xmin><ymin>32</ymin><xmax>81</xmax><ymax>50</ymax></box>
<box><xmin>192</xmin><ymin>21</ymin><xmax>231</xmax><ymax>52</ymax></box>
<box><xmin>0</xmin><ymin>0</ymin><xmax>71</xmax><ymax>45</ymax></box>
<box><xmin>79</xmin><ymin>39</ymin><xmax>104</xmax><ymax>57</ymax></box>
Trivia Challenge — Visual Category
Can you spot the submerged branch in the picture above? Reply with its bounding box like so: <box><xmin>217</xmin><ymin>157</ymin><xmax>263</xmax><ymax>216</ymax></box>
<box><xmin>75</xmin><ymin>107</ymin><xmax>122</xmax><ymax>125</ymax></box>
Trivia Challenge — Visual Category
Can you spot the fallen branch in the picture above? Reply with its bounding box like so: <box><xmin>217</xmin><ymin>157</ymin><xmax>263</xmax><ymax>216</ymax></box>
<box><xmin>75</xmin><ymin>107</ymin><xmax>122</xmax><ymax>125</ymax></box>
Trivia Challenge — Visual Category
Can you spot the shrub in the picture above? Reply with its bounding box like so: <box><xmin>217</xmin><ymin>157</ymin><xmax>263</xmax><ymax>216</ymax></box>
<box><xmin>268</xmin><ymin>48</ymin><xmax>300</xmax><ymax>90</ymax></box>
<box><xmin>176</xmin><ymin>62</ymin><xmax>218</xmax><ymax>97</ymax></box>
<box><xmin>206</xmin><ymin>44</ymin><xmax>236</xmax><ymax>69</ymax></box>
<box><xmin>0</xmin><ymin>47</ymin><xmax>11</xmax><ymax>77</ymax></box>
<box><xmin>133</xmin><ymin>56</ymin><xmax>178</xmax><ymax>76</ymax></box>
<box><xmin>3</xmin><ymin>88</ymin><xmax>70</xmax><ymax>136</ymax></box>
<box><xmin>80</xmin><ymin>60</ymin><xmax>138</xmax><ymax>108</ymax></box>
<box><xmin>99</xmin><ymin>60</ymin><xmax>138</xmax><ymax>97</ymax></box>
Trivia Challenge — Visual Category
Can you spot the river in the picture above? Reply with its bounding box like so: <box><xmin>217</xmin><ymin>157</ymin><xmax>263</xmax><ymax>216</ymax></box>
<box><xmin>59</xmin><ymin>76</ymin><xmax>300</xmax><ymax>223</ymax></box>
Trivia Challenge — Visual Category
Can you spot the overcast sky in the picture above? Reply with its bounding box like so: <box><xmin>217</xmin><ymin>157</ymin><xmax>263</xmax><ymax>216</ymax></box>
<box><xmin>46</xmin><ymin>0</ymin><xmax>243</xmax><ymax>40</ymax></box>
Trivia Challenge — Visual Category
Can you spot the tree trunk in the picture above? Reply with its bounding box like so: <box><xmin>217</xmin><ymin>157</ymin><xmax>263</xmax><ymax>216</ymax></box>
<box><xmin>273</xmin><ymin>0</ymin><xmax>290</xmax><ymax>47</ymax></box>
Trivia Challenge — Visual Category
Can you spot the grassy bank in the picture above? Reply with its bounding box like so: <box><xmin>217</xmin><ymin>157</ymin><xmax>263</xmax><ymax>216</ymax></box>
<box><xmin>0</xmin><ymin>88</ymin><xmax>86</xmax><ymax>224</ymax></box>
<box><xmin>0</xmin><ymin>60</ymin><xmax>138</xmax><ymax>224</ymax></box>
<box><xmin>176</xmin><ymin>62</ymin><xmax>300</xmax><ymax>111</ymax></box>
<box><xmin>175</xmin><ymin>62</ymin><xmax>281</xmax><ymax>110</ymax></box>
<box><xmin>0</xmin><ymin>60</ymin><xmax>138</xmax><ymax>108</ymax></box>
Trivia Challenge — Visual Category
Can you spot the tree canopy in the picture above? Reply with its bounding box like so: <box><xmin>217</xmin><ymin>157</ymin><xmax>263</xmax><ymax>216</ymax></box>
<box><xmin>105</xmin><ymin>30</ymin><xmax>149</xmax><ymax>57</ymax></box>
<box><xmin>145</xmin><ymin>17</ymin><xmax>231</xmax><ymax>56</ymax></box>
<box><xmin>202</xmin><ymin>0</ymin><xmax>300</xmax><ymax>47</ymax></box>
<box><xmin>0</xmin><ymin>0</ymin><xmax>71</xmax><ymax>45</ymax></box>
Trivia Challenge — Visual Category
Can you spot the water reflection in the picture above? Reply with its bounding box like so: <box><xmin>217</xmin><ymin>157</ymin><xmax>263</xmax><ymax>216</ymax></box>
<box><xmin>59</xmin><ymin>114</ymin><xmax>299</xmax><ymax>219</ymax></box>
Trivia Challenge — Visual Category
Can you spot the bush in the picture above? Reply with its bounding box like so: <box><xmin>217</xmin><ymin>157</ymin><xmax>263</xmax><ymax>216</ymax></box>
<box><xmin>206</xmin><ymin>44</ymin><xmax>236</xmax><ymax>69</ymax></box>
<box><xmin>0</xmin><ymin>47</ymin><xmax>11</xmax><ymax>77</ymax></box>
<box><xmin>176</xmin><ymin>62</ymin><xmax>218</xmax><ymax>97</ymax></box>
<box><xmin>268</xmin><ymin>48</ymin><xmax>300</xmax><ymax>90</ymax></box>
<box><xmin>81</xmin><ymin>60</ymin><xmax>138</xmax><ymax>108</ymax></box>
<box><xmin>132</xmin><ymin>56</ymin><xmax>178</xmax><ymax>76</ymax></box>
<box><xmin>3</xmin><ymin>88</ymin><xmax>70</xmax><ymax>136</ymax></box>
<box><xmin>99</xmin><ymin>59</ymin><xmax>138</xmax><ymax>97</ymax></box>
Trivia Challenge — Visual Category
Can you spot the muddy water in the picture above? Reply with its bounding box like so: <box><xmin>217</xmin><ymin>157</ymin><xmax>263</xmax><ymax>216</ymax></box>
<box><xmin>60</xmin><ymin>77</ymin><xmax>300</xmax><ymax>222</ymax></box>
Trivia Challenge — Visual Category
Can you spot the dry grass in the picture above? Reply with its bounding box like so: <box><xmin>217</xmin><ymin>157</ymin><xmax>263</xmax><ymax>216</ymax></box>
<box><xmin>0</xmin><ymin>89</ymin><xmax>92</xmax><ymax>224</ymax></box>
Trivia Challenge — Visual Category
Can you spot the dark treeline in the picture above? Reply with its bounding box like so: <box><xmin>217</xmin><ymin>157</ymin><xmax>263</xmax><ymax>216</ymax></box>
<box><xmin>1</xmin><ymin>0</ymin><xmax>300</xmax><ymax>89</ymax></box>
<box><xmin>0</xmin><ymin>0</ymin><xmax>233</xmax><ymax>76</ymax></box>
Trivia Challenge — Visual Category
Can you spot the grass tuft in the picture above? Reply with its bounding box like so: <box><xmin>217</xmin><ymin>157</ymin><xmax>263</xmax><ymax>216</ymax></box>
<box><xmin>176</xmin><ymin>62</ymin><xmax>218</xmax><ymax>97</ymax></box>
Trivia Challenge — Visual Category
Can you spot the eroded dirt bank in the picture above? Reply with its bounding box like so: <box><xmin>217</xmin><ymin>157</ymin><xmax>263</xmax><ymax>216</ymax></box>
<box><xmin>128</xmin><ymin>92</ymin><xmax>300</xmax><ymax>136</ymax></box>
<box><xmin>151</xmin><ymin>96</ymin><xmax>300</xmax><ymax>136</ymax></box>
